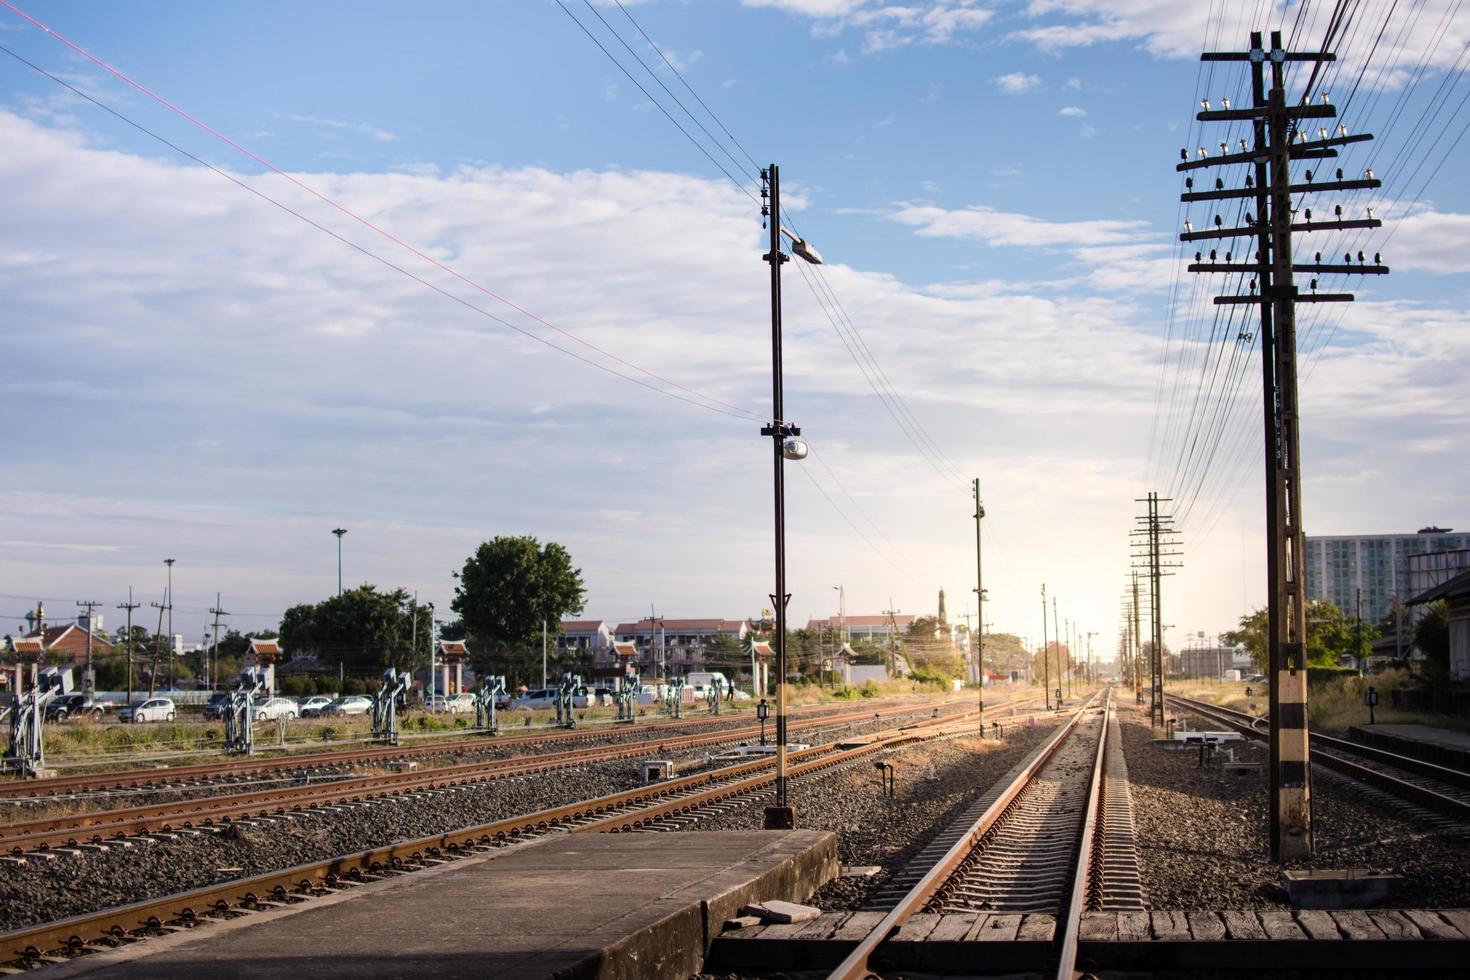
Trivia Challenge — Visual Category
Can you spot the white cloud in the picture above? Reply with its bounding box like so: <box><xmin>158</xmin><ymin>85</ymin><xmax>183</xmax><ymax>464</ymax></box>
<box><xmin>891</xmin><ymin>203</ymin><xmax>1151</xmax><ymax>246</ymax></box>
<box><xmin>283</xmin><ymin>113</ymin><xmax>398</xmax><ymax>143</ymax></box>
<box><xmin>744</xmin><ymin>0</ymin><xmax>995</xmax><ymax>50</ymax></box>
<box><xmin>1058</xmin><ymin>105</ymin><xmax>1087</xmax><ymax>116</ymax></box>
<box><xmin>993</xmin><ymin>72</ymin><xmax>1042</xmax><ymax>94</ymax></box>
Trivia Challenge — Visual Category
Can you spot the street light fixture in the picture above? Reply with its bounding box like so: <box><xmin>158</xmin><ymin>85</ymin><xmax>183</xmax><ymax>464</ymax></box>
<box><xmin>761</xmin><ymin>163</ymin><xmax>821</xmax><ymax>832</ymax></box>
<box><xmin>332</xmin><ymin>528</ymin><xmax>347</xmax><ymax>596</ymax></box>
<box><xmin>163</xmin><ymin>558</ymin><xmax>175</xmax><ymax>689</ymax></box>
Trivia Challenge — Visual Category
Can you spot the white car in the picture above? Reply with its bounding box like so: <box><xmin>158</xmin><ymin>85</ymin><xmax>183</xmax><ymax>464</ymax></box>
<box><xmin>254</xmin><ymin>697</ymin><xmax>298</xmax><ymax>722</ymax></box>
<box><xmin>118</xmin><ymin>697</ymin><xmax>176</xmax><ymax>723</ymax></box>
<box><xmin>510</xmin><ymin>687</ymin><xmax>596</xmax><ymax>710</ymax></box>
<box><xmin>323</xmin><ymin>695</ymin><xmax>373</xmax><ymax>716</ymax></box>
<box><xmin>445</xmin><ymin>693</ymin><xmax>476</xmax><ymax>714</ymax></box>
<box><xmin>299</xmin><ymin>696</ymin><xmax>333</xmax><ymax>718</ymax></box>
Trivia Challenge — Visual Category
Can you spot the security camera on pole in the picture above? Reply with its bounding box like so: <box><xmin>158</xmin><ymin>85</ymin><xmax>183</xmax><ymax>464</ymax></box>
<box><xmin>759</xmin><ymin>163</ymin><xmax>820</xmax><ymax>831</ymax></box>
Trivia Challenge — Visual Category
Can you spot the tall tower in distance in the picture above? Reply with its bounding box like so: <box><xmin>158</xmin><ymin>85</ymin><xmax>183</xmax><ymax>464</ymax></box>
<box><xmin>937</xmin><ymin>588</ymin><xmax>948</xmax><ymax>629</ymax></box>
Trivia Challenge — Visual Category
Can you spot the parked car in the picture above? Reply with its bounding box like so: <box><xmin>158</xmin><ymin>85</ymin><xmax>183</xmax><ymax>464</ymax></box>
<box><xmin>43</xmin><ymin>693</ymin><xmax>110</xmax><ymax>725</ymax></box>
<box><xmin>45</xmin><ymin>693</ymin><xmax>111</xmax><ymax>722</ymax></box>
<box><xmin>446</xmin><ymin>693</ymin><xmax>476</xmax><ymax>713</ymax></box>
<box><xmin>322</xmin><ymin>695</ymin><xmax>373</xmax><ymax>716</ymax></box>
<box><xmin>201</xmin><ymin>692</ymin><xmax>231</xmax><ymax>720</ymax></box>
<box><xmin>298</xmin><ymin>696</ymin><xmax>333</xmax><ymax>718</ymax></box>
<box><xmin>254</xmin><ymin>697</ymin><xmax>298</xmax><ymax>722</ymax></box>
<box><xmin>118</xmin><ymin>698</ymin><xmax>176</xmax><ymax>723</ymax></box>
<box><xmin>424</xmin><ymin>694</ymin><xmax>451</xmax><ymax>712</ymax></box>
<box><xmin>509</xmin><ymin>686</ymin><xmax>596</xmax><ymax>710</ymax></box>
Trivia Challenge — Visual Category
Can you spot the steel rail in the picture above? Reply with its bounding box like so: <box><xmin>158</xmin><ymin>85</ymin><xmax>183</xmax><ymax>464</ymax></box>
<box><xmin>826</xmin><ymin>694</ymin><xmax>1101</xmax><ymax>980</ymax></box>
<box><xmin>2</xmin><ymin>694</ymin><xmax>967</xmax><ymax>799</ymax></box>
<box><xmin>0</xmin><ymin>709</ymin><xmax>1000</xmax><ymax>962</ymax></box>
<box><xmin>1165</xmin><ymin>694</ymin><xmax>1470</xmax><ymax>821</ymax></box>
<box><xmin>0</xmin><ymin>697</ymin><xmax>1027</xmax><ymax>853</ymax></box>
<box><xmin>1054</xmin><ymin>692</ymin><xmax>1111</xmax><ymax>980</ymax></box>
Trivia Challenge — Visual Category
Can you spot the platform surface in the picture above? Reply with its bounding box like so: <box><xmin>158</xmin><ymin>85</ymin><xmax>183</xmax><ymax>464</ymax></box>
<box><xmin>42</xmin><ymin>830</ymin><xmax>838</xmax><ymax>980</ymax></box>
<box><xmin>1360</xmin><ymin>723</ymin><xmax>1470</xmax><ymax>753</ymax></box>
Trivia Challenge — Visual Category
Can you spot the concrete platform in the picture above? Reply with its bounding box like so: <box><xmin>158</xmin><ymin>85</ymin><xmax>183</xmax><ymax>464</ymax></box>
<box><xmin>38</xmin><ymin>830</ymin><xmax>838</xmax><ymax>980</ymax></box>
<box><xmin>1350</xmin><ymin>723</ymin><xmax>1470</xmax><ymax>772</ymax></box>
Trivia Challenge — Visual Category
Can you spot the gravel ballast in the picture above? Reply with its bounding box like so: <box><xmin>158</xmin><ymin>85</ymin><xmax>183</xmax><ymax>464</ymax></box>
<box><xmin>669</xmin><ymin>717</ymin><xmax>1063</xmax><ymax>910</ymax></box>
<box><xmin>1123</xmin><ymin>699</ymin><xmax>1470</xmax><ymax>909</ymax></box>
<box><xmin>0</xmin><ymin>703</ymin><xmax>961</xmax><ymax>931</ymax></box>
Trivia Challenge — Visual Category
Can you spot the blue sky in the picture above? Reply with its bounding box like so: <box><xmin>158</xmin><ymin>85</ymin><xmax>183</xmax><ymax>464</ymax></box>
<box><xmin>1</xmin><ymin>0</ymin><xmax>1466</xmax><ymax>660</ymax></box>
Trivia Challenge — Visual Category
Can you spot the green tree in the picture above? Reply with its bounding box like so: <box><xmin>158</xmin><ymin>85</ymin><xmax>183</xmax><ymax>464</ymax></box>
<box><xmin>1415</xmin><ymin>600</ymin><xmax>1450</xmax><ymax>684</ymax></box>
<box><xmin>452</xmin><ymin>536</ymin><xmax>585</xmax><ymax>681</ymax></box>
<box><xmin>277</xmin><ymin>585</ymin><xmax>432</xmax><ymax>676</ymax></box>
<box><xmin>1224</xmin><ymin>601</ymin><xmax>1377</xmax><ymax>671</ymax></box>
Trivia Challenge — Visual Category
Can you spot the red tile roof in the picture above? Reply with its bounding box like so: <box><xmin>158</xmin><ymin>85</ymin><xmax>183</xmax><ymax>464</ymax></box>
<box><xmin>614</xmin><ymin>619</ymin><xmax>746</xmax><ymax>634</ymax></box>
<box><xmin>559</xmin><ymin>620</ymin><xmax>607</xmax><ymax>633</ymax></box>
<box><xmin>439</xmin><ymin>640</ymin><xmax>470</xmax><ymax>658</ymax></box>
<box><xmin>611</xmin><ymin>640</ymin><xmax>639</xmax><ymax>658</ymax></box>
<box><xmin>22</xmin><ymin>624</ymin><xmax>114</xmax><ymax>659</ymax></box>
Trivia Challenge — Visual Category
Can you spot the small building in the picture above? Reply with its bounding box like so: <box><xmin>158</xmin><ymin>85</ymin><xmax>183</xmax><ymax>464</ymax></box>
<box><xmin>806</xmin><ymin>614</ymin><xmax>915</xmax><ymax>645</ymax></box>
<box><xmin>611</xmin><ymin>618</ymin><xmax>748</xmax><ymax>676</ymax></box>
<box><xmin>244</xmin><ymin>637</ymin><xmax>282</xmax><ymax>693</ymax></box>
<box><xmin>554</xmin><ymin>620</ymin><xmax>612</xmax><ymax>659</ymax></box>
<box><xmin>1408</xmin><ymin>569</ymin><xmax>1470</xmax><ymax>681</ymax></box>
<box><xmin>22</xmin><ymin>621</ymin><xmax>114</xmax><ymax>663</ymax></box>
<box><xmin>438</xmin><ymin>640</ymin><xmax>470</xmax><ymax>694</ymax></box>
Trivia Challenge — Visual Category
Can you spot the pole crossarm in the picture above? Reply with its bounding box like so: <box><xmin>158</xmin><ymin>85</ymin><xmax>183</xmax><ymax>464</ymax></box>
<box><xmin>1181</xmin><ymin>177</ymin><xmax>1378</xmax><ymax>202</ymax></box>
<box><xmin>1197</xmin><ymin>104</ymin><xmax>1336</xmax><ymax>122</ymax></box>
<box><xmin>1176</xmin><ymin>132</ymin><xmax>1370</xmax><ymax>171</ymax></box>
<box><xmin>1180</xmin><ymin>217</ymin><xmax>1380</xmax><ymax>242</ymax></box>
<box><xmin>1188</xmin><ymin>263</ymin><xmax>1388</xmax><ymax>274</ymax></box>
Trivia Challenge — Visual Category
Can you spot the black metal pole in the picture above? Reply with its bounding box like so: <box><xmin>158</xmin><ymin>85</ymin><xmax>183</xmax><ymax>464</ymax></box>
<box><xmin>762</xmin><ymin>164</ymin><xmax>795</xmax><ymax>830</ymax></box>
<box><xmin>1041</xmin><ymin>585</ymin><xmax>1050</xmax><ymax>710</ymax></box>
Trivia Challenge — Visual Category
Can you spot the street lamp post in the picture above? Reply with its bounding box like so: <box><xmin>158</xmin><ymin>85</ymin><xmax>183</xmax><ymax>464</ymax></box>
<box><xmin>761</xmin><ymin>163</ymin><xmax>819</xmax><ymax>831</ymax></box>
<box><xmin>332</xmin><ymin>528</ymin><xmax>347</xmax><ymax>596</ymax></box>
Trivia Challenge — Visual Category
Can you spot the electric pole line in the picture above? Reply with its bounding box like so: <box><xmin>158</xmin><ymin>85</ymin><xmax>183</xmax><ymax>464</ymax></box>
<box><xmin>972</xmin><ymin>478</ymin><xmax>986</xmax><ymax>690</ymax></box>
<box><xmin>76</xmin><ymin>600</ymin><xmax>101</xmax><ymax>694</ymax></box>
<box><xmin>644</xmin><ymin>609</ymin><xmax>665</xmax><ymax>679</ymax></box>
<box><xmin>1132</xmin><ymin>492</ymin><xmax>1181</xmax><ymax>728</ymax></box>
<box><xmin>1131</xmin><ymin>572</ymin><xmax>1143</xmax><ymax>705</ymax></box>
<box><xmin>1052</xmin><ymin>594</ymin><xmax>1062</xmax><ymax>706</ymax></box>
<box><xmin>1040</xmin><ymin>584</ymin><xmax>1050</xmax><ymax>710</ymax></box>
<box><xmin>209</xmin><ymin>595</ymin><xmax>229</xmax><ymax>692</ymax></box>
<box><xmin>117</xmin><ymin>591</ymin><xmax>139</xmax><ymax>704</ymax></box>
<box><xmin>148</xmin><ymin>599</ymin><xmax>167</xmax><ymax>698</ymax></box>
<box><xmin>1181</xmin><ymin>29</ymin><xmax>1386</xmax><ymax>861</ymax></box>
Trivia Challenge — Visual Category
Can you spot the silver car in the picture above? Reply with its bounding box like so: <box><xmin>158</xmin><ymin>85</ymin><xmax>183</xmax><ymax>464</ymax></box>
<box><xmin>253</xmin><ymin>696</ymin><xmax>298</xmax><ymax>722</ymax></box>
<box><xmin>118</xmin><ymin>697</ymin><xmax>176</xmax><ymax>723</ymax></box>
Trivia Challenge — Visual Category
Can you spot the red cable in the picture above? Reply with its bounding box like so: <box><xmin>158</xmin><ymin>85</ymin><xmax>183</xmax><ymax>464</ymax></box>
<box><xmin>0</xmin><ymin>0</ymin><xmax>771</xmax><ymax>424</ymax></box>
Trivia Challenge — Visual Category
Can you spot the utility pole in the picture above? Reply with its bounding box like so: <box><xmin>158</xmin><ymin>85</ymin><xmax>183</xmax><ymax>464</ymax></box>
<box><xmin>1182</xmin><ymin>29</ymin><xmax>1384</xmax><ymax>859</ymax></box>
<box><xmin>1132</xmin><ymin>492</ymin><xmax>1180</xmax><ymax>728</ymax></box>
<box><xmin>883</xmin><ymin>601</ymin><xmax>901</xmax><ymax>677</ymax></box>
<box><xmin>972</xmin><ymin>480</ymin><xmax>986</xmax><ymax>690</ymax></box>
<box><xmin>163</xmin><ymin>558</ymin><xmax>176</xmax><ymax>690</ymax></box>
<box><xmin>148</xmin><ymin>599</ymin><xmax>166</xmax><ymax>698</ymax></box>
<box><xmin>1052</xmin><ymin>595</ymin><xmax>1062</xmax><ymax>705</ymax></box>
<box><xmin>209</xmin><ymin>594</ymin><xmax>229</xmax><ymax>692</ymax></box>
<box><xmin>1087</xmin><ymin>631</ymin><xmax>1097</xmax><ymax>685</ymax></box>
<box><xmin>541</xmin><ymin>618</ymin><xmax>547</xmax><ymax>689</ymax></box>
<box><xmin>644</xmin><ymin>608</ymin><xmax>665</xmax><ymax>679</ymax></box>
<box><xmin>117</xmin><ymin>590</ymin><xmax>139</xmax><ymax>704</ymax></box>
<box><xmin>1040</xmin><ymin>584</ymin><xmax>1051</xmax><ymax>710</ymax></box>
<box><xmin>76</xmin><ymin>600</ymin><xmax>100</xmax><ymax>694</ymax></box>
<box><xmin>1131</xmin><ymin>572</ymin><xmax>1143</xmax><ymax>705</ymax></box>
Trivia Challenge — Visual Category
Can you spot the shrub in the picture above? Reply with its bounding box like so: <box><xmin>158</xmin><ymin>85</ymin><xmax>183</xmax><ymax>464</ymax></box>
<box><xmin>343</xmin><ymin>678</ymin><xmax>367</xmax><ymax>696</ymax></box>
<box><xmin>859</xmin><ymin>680</ymin><xmax>879</xmax><ymax>699</ymax></box>
<box><xmin>1307</xmin><ymin>666</ymin><xmax>1358</xmax><ymax>685</ymax></box>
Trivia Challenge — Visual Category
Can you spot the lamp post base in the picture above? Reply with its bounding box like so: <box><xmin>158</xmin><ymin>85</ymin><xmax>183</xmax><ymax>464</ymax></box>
<box><xmin>763</xmin><ymin>805</ymin><xmax>796</xmax><ymax>830</ymax></box>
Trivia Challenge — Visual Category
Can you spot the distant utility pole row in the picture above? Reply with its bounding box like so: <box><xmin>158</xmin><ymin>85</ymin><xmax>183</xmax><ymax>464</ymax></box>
<box><xmin>1131</xmin><ymin>492</ymin><xmax>1180</xmax><ymax>729</ymax></box>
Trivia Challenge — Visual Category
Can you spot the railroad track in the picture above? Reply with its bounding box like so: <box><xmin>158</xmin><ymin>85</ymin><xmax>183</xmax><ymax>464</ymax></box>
<box><xmin>1164</xmin><ymin>693</ymin><xmax>1470</xmax><ymax>825</ymax></box>
<box><xmin>0</xmin><ymin>707</ymin><xmax>994</xmax><ymax>968</ymax></box>
<box><xmin>827</xmin><ymin>690</ymin><xmax>1139</xmax><ymax>980</ymax></box>
<box><xmin>0</xmin><ymin>693</ymin><xmax>966</xmax><ymax>803</ymax></box>
<box><xmin>0</xmin><ymin>697</ymin><xmax>1032</xmax><ymax>855</ymax></box>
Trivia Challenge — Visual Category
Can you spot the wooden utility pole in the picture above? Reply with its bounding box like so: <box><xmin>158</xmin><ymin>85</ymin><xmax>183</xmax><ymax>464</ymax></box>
<box><xmin>1040</xmin><ymin>585</ymin><xmax>1050</xmax><ymax>710</ymax></box>
<box><xmin>76</xmin><ymin>600</ymin><xmax>101</xmax><ymax>694</ymax></box>
<box><xmin>148</xmin><ymin>600</ymin><xmax>166</xmax><ymax>698</ymax></box>
<box><xmin>972</xmin><ymin>479</ymin><xmax>986</xmax><ymax>688</ymax></box>
<box><xmin>1131</xmin><ymin>573</ymin><xmax>1143</xmax><ymax>705</ymax></box>
<box><xmin>117</xmin><ymin>591</ymin><xmax>139</xmax><ymax>704</ymax></box>
<box><xmin>1181</xmin><ymin>29</ymin><xmax>1385</xmax><ymax>860</ymax></box>
<box><xmin>209</xmin><ymin>595</ymin><xmax>229</xmax><ymax>692</ymax></box>
<box><xmin>1132</xmin><ymin>493</ymin><xmax>1180</xmax><ymax>728</ymax></box>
